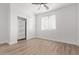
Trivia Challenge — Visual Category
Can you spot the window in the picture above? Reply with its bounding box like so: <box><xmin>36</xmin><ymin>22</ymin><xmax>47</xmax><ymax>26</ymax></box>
<box><xmin>41</xmin><ymin>15</ymin><xmax>56</xmax><ymax>30</ymax></box>
<box><xmin>41</xmin><ymin>16</ymin><xmax>49</xmax><ymax>30</ymax></box>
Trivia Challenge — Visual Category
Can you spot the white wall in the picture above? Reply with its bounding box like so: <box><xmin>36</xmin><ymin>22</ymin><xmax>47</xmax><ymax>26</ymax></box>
<box><xmin>0</xmin><ymin>3</ymin><xmax>10</xmax><ymax>44</ymax></box>
<box><xmin>10</xmin><ymin>3</ymin><xmax>35</xmax><ymax>44</ymax></box>
<box><xmin>56</xmin><ymin>4</ymin><xmax>78</xmax><ymax>45</ymax></box>
<box><xmin>27</xmin><ymin>16</ymin><xmax>35</xmax><ymax>39</ymax></box>
<box><xmin>76</xmin><ymin>3</ymin><xmax>79</xmax><ymax>45</ymax></box>
<box><xmin>36</xmin><ymin>4</ymin><xmax>79</xmax><ymax>45</ymax></box>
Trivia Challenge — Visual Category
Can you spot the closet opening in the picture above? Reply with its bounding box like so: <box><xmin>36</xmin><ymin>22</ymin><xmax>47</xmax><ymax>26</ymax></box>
<box><xmin>17</xmin><ymin>16</ymin><xmax>27</xmax><ymax>41</ymax></box>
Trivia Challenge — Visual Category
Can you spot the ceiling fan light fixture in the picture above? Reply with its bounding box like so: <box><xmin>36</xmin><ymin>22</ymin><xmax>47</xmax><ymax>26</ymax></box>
<box><xmin>32</xmin><ymin>3</ymin><xmax>49</xmax><ymax>10</ymax></box>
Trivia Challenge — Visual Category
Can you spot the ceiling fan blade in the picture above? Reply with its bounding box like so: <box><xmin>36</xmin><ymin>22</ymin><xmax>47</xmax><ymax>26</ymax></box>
<box><xmin>32</xmin><ymin>3</ymin><xmax>47</xmax><ymax>5</ymax></box>
<box><xmin>32</xmin><ymin>3</ymin><xmax>41</xmax><ymax>5</ymax></box>
<box><xmin>43</xmin><ymin>4</ymin><xmax>49</xmax><ymax>10</ymax></box>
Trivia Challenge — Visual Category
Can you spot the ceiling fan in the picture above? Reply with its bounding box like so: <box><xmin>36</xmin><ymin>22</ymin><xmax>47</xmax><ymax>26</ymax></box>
<box><xmin>32</xmin><ymin>3</ymin><xmax>49</xmax><ymax>10</ymax></box>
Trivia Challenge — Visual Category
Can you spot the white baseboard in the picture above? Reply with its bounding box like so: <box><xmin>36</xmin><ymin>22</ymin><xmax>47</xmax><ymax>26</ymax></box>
<box><xmin>36</xmin><ymin>36</ymin><xmax>79</xmax><ymax>46</ymax></box>
<box><xmin>52</xmin><ymin>39</ymin><xmax>79</xmax><ymax>46</ymax></box>
<box><xmin>0</xmin><ymin>41</ymin><xmax>9</xmax><ymax>44</ymax></box>
<box><xmin>27</xmin><ymin>36</ymin><xmax>36</xmax><ymax>40</ymax></box>
<box><xmin>8</xmin><ymin>40</ymin><xmax>17</xmax><ymax>45</ymax></box>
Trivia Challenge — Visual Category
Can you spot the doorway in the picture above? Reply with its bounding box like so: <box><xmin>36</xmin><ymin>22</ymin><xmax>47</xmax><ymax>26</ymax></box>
<box><xmin>17</xmin><ymin>16</ymin><xmax>27</xmax><ymax>41</ymax></box>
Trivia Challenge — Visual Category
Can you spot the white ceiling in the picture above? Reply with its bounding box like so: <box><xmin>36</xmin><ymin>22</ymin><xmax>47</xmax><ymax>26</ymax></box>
<box><xmin>13</xmin><ymin>3</ymin><xmax>74</xmax><ymax>14</ymax></box>
<box><xmin>31</xmin><ymin>3</ymin><xmax>73</xmax><ymax>14</ymax></box>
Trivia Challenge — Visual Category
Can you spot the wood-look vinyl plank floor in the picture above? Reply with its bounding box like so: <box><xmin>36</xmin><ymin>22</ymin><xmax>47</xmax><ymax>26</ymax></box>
<box><xmin>0</xmin><ymin>38</ymin><xmax>79</xmax><ymax>55</ymax></box>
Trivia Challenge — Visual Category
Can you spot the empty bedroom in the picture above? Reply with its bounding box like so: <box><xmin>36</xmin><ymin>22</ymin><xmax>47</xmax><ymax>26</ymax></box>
<box><xmin>0</xmin><ymin>3</ymin><xmax>79</xmax><ymax>55</ymax></box>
